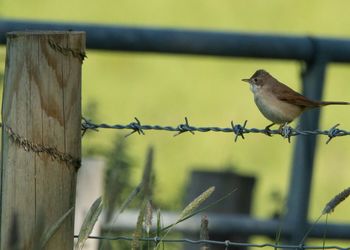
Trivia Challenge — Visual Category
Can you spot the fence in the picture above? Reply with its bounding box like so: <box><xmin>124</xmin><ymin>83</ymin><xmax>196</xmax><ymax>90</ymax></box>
<box><xmin>1</xmin><ymin>19</ymin><xmax>350</xmax><ymax>249</ymax></box>
<box><xmin>0</xmin><ymin>30</ymin><xmax>84</xmax><ymax>250</ymax></box>
<box><xmin>76</xmin><ymin>236</ymin><xmax>350</xmax><ymax>250</ymax></box>
<box><xmin>81</xmin><ymin>117</ymin><xmax>350</xmax><ymax>143</ymax></box>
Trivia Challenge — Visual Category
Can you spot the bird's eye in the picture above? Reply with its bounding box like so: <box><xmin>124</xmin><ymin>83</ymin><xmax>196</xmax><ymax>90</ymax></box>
<box><xmin>253</xmin><ymin>78</ymin><xmax>258</xmax><ymax>82</ymax></box>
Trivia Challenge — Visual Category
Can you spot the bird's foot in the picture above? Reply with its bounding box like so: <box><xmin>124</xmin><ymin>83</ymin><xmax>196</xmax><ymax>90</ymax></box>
<box><xmin>264</xmin><ymin>123</ymin><xmax>275</xmax><ymax>136</ymax></box>
<box><xmin>278</xmin><ymin>124</ymin><xmax>284</xmax><ymax>133</ymax></box>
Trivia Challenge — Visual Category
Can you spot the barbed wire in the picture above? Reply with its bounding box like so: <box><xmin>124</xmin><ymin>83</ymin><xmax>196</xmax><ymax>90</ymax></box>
<box><xmin>3</xmin><ymin>123</ymin><xmax>81</xmax><ymax>169</ymax></box>
<box><xmin>81</xmin><ymin>117</ymin><xmax>350</xmax><ymax>144</ymax></box>
<box><xmin>76</xmin><ymin>235</ymin><xmax>350</xmax><ymax>250</ymax></box>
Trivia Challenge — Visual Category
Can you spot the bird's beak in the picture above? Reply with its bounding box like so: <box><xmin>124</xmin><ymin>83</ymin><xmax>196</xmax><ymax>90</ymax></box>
<box><xmin>241</xmin><ymin>78</ymin><xmax>250</xmax><ymax>83</ymax></box>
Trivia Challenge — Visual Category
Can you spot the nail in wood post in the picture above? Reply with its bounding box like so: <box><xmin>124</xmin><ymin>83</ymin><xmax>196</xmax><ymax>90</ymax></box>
<box><xmin>1</xmin><ymin>31</ymin><xmax>85</xmax><ymax>249</ymax></box>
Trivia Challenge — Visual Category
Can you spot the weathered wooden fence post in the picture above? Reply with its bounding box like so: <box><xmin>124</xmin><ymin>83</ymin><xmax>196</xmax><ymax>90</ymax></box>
<box><xmin>1</xmin><ymin>31</ymin><xmax>85</xmax><ymax>249</ymax></box>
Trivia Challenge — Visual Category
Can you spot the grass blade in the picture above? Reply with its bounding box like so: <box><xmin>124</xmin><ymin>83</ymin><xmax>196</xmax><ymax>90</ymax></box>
<box><xmin>156</xmin><ymin>186</ymin><xmax>216</xmax><ymax>248</ymax></box>
<box><xmin>161</xmin><ymin>188</ymin><xmax>237</xmax><ymax>231</ymax></box>
<box><xmin>145</xmin><ymin>200</ymin><xmax>153</xmax><ymax>235</ymax></box>
<box><xmin>140</xmin><ymin>147</ymin><xmax>154</xmax><ymax>199</ymax></box>
<box><xmin>322</xmin><ymin>187</ymin><xmax>350</xmax><ymax>214</ymax></box>
<box><xmin>75</xmin><ymin>197</ymin><xmax>103</xmax><ymax>250</ymax></box>
<box><xmin>200</xmin><ymin>215</ymin><xmax>210</xmax><ymax>250</ymax></box>
<box><xmin>156</xmin><ymin>209</ymin><xmax>161</xmax><ymax>238</ymax></box>
<box><xmin>40</xmin><ymin>207</ymin><xmax>74</xmax><ymax>248</ymax></box>
<box><xmin>131</xmin><ymin>200</ymin><xmax>147</xmax><ymax>250</ymax></box>
<box><xmin>100</xmin><ymin>147</ymin><xmax>154</xmax><ymax>250</ymax></box>
<box><xmin>179</xmin><ymin>186</ymin><xmax>215</xmax><ymax>221</ymax></box>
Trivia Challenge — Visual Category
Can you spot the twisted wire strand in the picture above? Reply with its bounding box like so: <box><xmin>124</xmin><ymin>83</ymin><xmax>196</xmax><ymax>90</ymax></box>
<box><xmin>81</xmin><ymin>117</ymin><xmax>350</xmax><ymax>143</ymax></box>
<box><xmin>75</xmin><ymin>235</ymin><xmax>350</xmax><ymax>250</ymax></box>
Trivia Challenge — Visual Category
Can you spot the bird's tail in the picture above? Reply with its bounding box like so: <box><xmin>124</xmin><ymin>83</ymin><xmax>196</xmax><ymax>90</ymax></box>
<box><xmin>318</xmin><ymin>101</ymin><xmax>350</xmax><ymax>106</ymax></box>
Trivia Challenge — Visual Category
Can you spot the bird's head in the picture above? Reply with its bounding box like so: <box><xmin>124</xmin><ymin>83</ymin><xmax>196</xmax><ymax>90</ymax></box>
<box><xmin>242</xmin><ymin>69</ymin><xmax>273</xmax><ymax>94</ymax></box>
<box><xmin>241</xmin><ymin>69</ymin><xmax>271</xmax><ymax>86</ymax></box>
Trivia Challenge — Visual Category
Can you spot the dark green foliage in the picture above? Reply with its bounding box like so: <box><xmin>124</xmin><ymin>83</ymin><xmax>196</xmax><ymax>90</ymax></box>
<box><xmin>104</xmin><ymin>136</ymin><xmax>134</xmax><ymax>221</ymax></box>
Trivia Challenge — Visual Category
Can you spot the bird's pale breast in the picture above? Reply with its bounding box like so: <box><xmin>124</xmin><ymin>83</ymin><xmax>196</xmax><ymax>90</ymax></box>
<box><xmin>253</xmin><ymin>86</ymin><xmax>303</xmax><ymax>124</ymax></box>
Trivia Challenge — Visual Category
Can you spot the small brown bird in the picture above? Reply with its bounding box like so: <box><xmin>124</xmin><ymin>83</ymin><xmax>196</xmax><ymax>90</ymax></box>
<box><xmin>242</xmin><ymin>69</ymin><xmax>350</xmax><ymax>131</ymax></box>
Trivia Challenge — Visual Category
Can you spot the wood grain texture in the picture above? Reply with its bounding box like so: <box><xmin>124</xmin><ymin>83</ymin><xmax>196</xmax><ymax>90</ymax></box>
<box><xmin>1</xmin><ymin>31</ymin><xmax>85</xmax><ymax>250</ymax></box>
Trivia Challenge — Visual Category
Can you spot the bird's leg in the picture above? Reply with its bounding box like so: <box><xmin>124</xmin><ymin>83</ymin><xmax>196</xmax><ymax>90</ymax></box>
<box><xmin>264</xmin><ymin>123</ymin><xmax>275</xmax><ymax>136</ymax></box>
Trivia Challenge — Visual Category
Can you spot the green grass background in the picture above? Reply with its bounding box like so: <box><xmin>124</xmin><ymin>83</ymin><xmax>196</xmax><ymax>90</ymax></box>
<box><xmin>1</xmin><ymin>0</ymin><xmax>350</xmax><ymax>242</ymax></box>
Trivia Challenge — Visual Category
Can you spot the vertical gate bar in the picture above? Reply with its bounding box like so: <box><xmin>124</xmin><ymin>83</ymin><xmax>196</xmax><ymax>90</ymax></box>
<box><xmin>285</xmin><ymin>57</ymin><xmax>327</xmax><ymax>244</ymax></box>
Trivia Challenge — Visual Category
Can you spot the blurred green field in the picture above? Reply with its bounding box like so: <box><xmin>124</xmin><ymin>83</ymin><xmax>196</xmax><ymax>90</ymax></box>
<box><xmin>1</xmin><ymin>0</ymin><xmax>350</xmax><ymax>240</ymax></box>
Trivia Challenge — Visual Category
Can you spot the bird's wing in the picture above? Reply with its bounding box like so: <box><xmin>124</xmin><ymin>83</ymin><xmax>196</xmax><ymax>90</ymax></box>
<box><xmin>271</xmin><ymin>82</ymin><xmax>319</xmax><ymax>108</ymax></box>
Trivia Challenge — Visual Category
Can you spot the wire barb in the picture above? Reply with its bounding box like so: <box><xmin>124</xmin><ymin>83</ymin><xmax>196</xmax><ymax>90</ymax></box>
<box><xmin>174</xmin><ymin>117</ymin><xmax>195</xmax><ymax>136</ymax></box>
<box><xmin>81</xmin><ymin>117</ymin><xmax>99</xmax><ymax>137</ymax></box>
<box><xmin>153</xmin><ymin>236</ymin><xmax>160</xmax><ymax>244</ymax></box>
<box><xmin>298</xmin><ymin>244</ymin><xmax>305</xmax><ymax>250</ymax></box>
<box><xmin>125</xmin><ymin>117</ymin><xmax>145</xmax><ymax>137</ymax></box>
<box><xmin>225</xmin><ymin>240</ymin><xmax>231</xmax><ymax>250</ymax></box>
<box><xmin>326</xmin><ymin>124</ymin><xmax>341</xmax><ymax>144</ymax></box>
<box><xmin>231</xmin><ymin>120</ymin><xmax>247</xmax><ymax>142</ymax></box>
<box><xmin>280</xmin><ymin>125</ymin><xmax>293</xmax><ymax>143</ymax></box>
